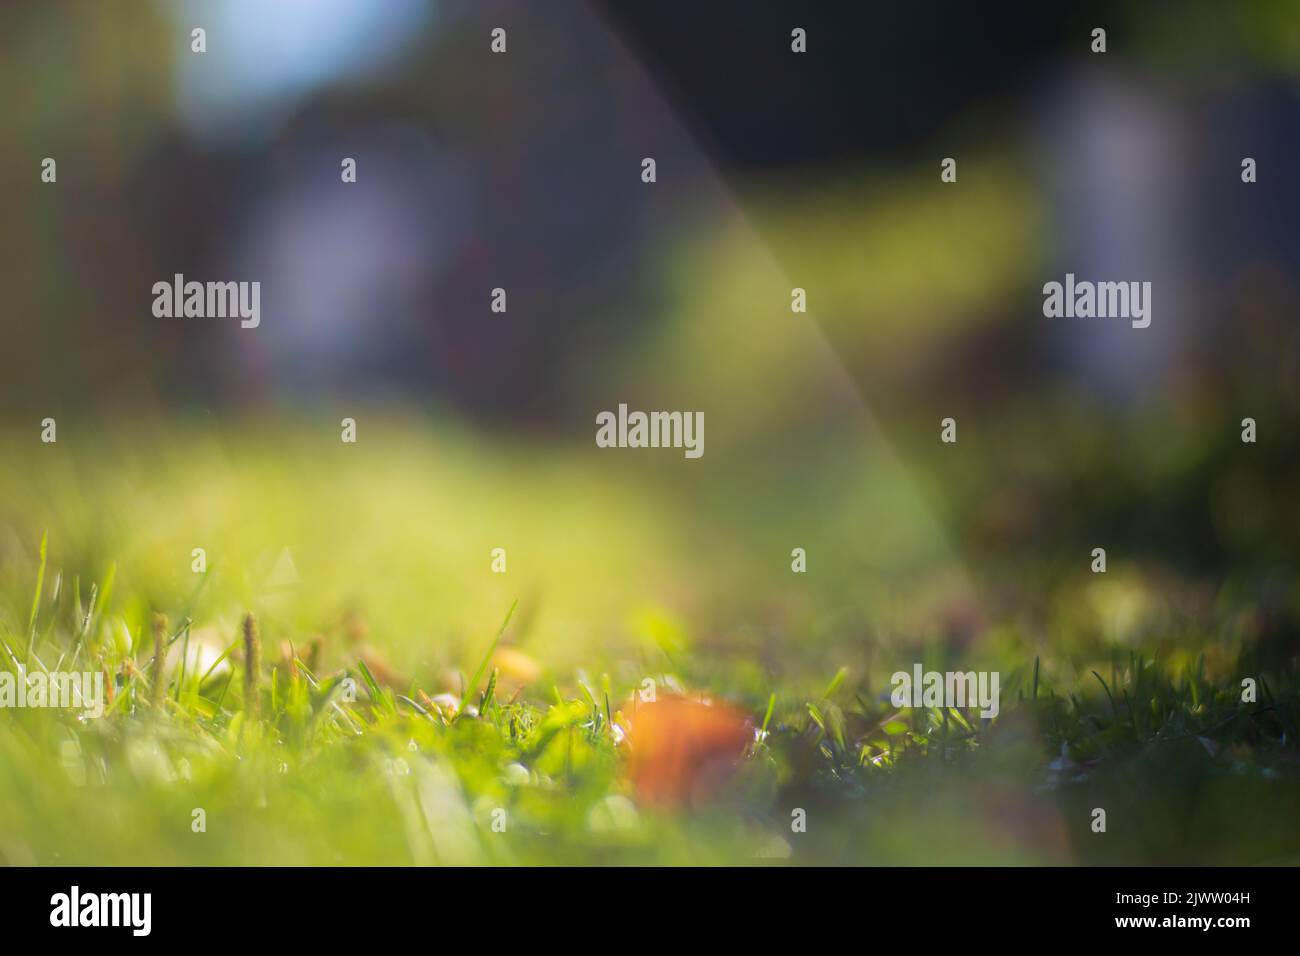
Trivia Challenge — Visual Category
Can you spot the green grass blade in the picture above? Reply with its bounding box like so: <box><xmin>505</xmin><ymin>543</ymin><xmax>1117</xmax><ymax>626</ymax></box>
<box><xmin>760</xmin><ymin>692</ymin><xmax>776</xmax><ymax>736</ymax></box>
<box><xmin>25</xmin><ymin>531</ymin><xmax>48</xmax><ymax>664</ymax></box>
<box><xmin>463</xmin><ymin>599</ymin><xmax>518</xmax><ymax>707</ymax></box>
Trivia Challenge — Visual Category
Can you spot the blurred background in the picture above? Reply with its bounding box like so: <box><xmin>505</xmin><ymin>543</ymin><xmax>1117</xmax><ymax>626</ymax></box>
<box><xmin>0</xmin><ymin>0</ymin><xmax>1298</xmax><ymax>863</ymax></box>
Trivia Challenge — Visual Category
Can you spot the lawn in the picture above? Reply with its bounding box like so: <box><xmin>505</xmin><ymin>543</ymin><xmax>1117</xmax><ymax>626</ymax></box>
<box><xmin>1</xmin><ymin>415</ymin><xmax>1295</xmax><ymax>866</ymax></box>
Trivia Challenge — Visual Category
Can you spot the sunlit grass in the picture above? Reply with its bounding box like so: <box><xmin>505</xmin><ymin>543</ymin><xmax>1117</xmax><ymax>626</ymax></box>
<box><xmin>0</xmin><ymin>417</ymin><xmax>1296</xmax><ymax>865</ymax></box>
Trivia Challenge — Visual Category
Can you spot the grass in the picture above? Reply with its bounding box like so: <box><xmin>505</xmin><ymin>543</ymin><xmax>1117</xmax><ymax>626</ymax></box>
<box><xmin>2</xmin><ymin>605</ymin><xmax>1295</xmax><ymax>865</ymax></box>
<box><xmin>0</xmin><ymin>419</ymin><xmax>1295</xmax><ymax>865</ymax></box>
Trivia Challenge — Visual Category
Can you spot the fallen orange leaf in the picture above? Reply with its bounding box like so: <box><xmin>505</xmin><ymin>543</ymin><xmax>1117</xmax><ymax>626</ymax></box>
<box><xmin>622</xmin><ymin>694</ymin><xmax>752</xmax><ymax>810</ymax></box>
